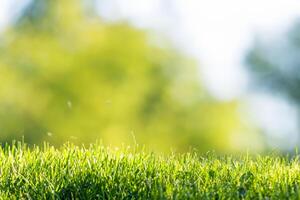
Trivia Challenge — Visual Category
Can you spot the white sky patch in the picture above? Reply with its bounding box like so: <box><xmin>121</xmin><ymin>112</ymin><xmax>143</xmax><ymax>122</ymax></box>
<box><xmin>244</xmin><ymin>94</ymin><xmax>299</xmax><ymax>149</ymax></box>
<box><xmin>0</xmin><ymin>0</ymin><xmax>30</xmax><ymax>32</ymax></box>
<box><xmin>175</xmin><ymin>0</ymin><xmax>300</xmax><ymax>100</ymax></box>
<box><xmin>0</xmin><ymin>0</ymin><xmax>11</xmax><ymax>30</ymax></box>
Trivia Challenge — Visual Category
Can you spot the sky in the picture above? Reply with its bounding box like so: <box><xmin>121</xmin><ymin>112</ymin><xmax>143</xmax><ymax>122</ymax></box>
<box><xmin>0</xmin><ymin>1</ymin><xmax>10</xmax><ymax>29</ymax></box>
<box><xmin>1</xmin><ymin>0</ymin><xmax>300</xmax><ymax>148</ymax></box>
<box><xmin>0</xmin><ymin>0</ymin><xmax>29</xmax><ymax>30</ymax></box>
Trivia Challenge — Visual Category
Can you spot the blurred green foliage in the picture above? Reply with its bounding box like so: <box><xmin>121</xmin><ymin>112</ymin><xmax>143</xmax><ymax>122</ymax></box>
<box><xmin>246</xmin><ymin>20</ymin><xmax>300</xmax><ymax>105</ymax></box>
<box><xmin>0</xmin><ymin>0</ymin><xmax>254</xmax><ymax>152</ymax></box>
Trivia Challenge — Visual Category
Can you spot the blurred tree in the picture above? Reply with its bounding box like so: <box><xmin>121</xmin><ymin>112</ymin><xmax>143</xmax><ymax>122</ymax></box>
<box><xmin>246</xmin><ymin>21</ymin><xmax>300</xmax><ymax>104</ymax></box>
<box><xmin>246</xmin><ymin>20</ymin><xmax>300</xmax><ymax>146</ymax></box>
<box><xmin>0</xmin><ymin>0</ymin><xmax>253</xmax><ymax>152</ymax></box>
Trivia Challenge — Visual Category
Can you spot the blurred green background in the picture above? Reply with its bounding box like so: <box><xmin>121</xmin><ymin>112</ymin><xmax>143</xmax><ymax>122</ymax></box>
<box><xmin>0</xmin><ymin>0</ymin><xmax>258</xmax><ymax>152</ymax></box>
<box><xmin>2</xmin><ymin>0</ymin><xmax>300</xmax><ymax>153</ymax></box>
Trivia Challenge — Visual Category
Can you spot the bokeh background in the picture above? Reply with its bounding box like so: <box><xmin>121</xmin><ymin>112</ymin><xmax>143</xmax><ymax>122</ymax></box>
<box><xmin>0</xmin><ymin>0</ymin><xmax>300</xmax><ymax>153</ymax></box>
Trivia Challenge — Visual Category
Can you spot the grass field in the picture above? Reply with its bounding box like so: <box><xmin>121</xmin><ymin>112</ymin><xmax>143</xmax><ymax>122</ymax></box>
<box><xmin>0</xmin><ymin>142</ymin><xmax>300</xmax><ymax>199</ymax></box>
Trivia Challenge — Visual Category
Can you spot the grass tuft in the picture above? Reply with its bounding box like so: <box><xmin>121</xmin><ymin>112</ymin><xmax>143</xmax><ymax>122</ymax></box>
<box><xmin>0</xmin><ymin>141</ymin><xmax>299</xmax><ymax>199</ymax></box>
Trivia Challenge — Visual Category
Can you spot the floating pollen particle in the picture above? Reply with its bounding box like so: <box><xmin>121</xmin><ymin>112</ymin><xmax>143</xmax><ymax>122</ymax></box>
<box><xmin>67</xmin><ymin>101</ymin><xmax>72</xmax><ymax>109</ymax></box>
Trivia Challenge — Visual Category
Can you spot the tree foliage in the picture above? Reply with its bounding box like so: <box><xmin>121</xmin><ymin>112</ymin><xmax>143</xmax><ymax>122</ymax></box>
<box><xmin>246</xmin><ymin>20</ymin><xmax>300</xmax><ymax>104</ymax></box>
<box><xmin>0</xmin><ymin>0</ymin><xmax>248</xmax><ymax>152</ymax></box>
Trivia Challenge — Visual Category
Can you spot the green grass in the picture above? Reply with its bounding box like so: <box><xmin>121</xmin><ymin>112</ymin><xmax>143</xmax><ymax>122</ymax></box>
<box><xmin>0</xmin><ymin>142</ymin><xmax>300</xmax><ymax>199</ymax></box>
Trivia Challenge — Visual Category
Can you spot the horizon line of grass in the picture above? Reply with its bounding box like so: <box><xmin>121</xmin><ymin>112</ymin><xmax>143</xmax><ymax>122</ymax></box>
<box><xmin>0</xmin><ymin>141</ymin><xmax>300</xmax><ymax>199</ymax></box>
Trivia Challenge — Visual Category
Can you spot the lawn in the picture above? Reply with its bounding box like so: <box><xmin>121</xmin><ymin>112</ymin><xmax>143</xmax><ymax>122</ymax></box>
<box><xmin>0</xmin><ymin>141</ymin><xmax>299</xmax><ymax>199</ymax></box>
